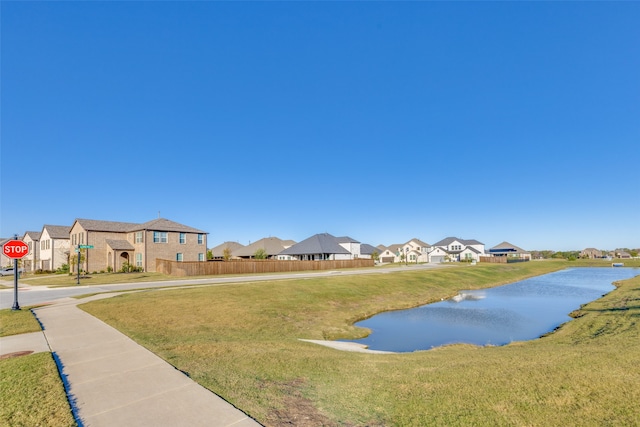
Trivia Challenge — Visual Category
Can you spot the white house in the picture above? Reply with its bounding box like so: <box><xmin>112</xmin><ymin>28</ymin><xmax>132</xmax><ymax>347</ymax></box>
<box><xmin>21</xmin><ymin>231</ymin><xmax>41</xmax><ymax>272</ymax></box>
<box><xmin>377</xmin><ymin>239</ymin><xmax>431</xmax><ymax>263</ymax></box>
<box><xmin>431</xmin><ymin>237</ymin><xmax>485</xmax><ymax>262</ymax></box>
<box><xmin>39</xmin><ymin>225</ymin><xmax>71</xmax><ymax>271</ymax></box>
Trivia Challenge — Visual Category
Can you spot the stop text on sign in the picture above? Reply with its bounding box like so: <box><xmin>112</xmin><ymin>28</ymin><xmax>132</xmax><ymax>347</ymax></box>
<box><xmin>3</xmin><ymin>240</ymin><xmax>29</xmax><ymax>259</ymax></box>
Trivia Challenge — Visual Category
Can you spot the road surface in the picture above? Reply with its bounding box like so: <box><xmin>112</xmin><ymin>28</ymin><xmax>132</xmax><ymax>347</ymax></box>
<box><xmin>0</xmin><ymin>264</ymin><xmax>447</xmax><ymax>310</ymax></box>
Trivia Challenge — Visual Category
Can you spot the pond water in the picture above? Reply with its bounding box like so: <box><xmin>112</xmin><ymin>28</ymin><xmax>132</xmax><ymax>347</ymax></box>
<box><xmin>340</xmin><ymin>267</ymin><xmax>639</xmax><ymax>353</ymax></box>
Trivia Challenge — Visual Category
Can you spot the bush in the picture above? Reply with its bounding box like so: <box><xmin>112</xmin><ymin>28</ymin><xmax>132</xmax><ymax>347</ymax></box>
<box><xmin>55</xmin><ymin>264</ymin><xmax>70</xmax><ymax>274</ymax></box>
<box><xmin>120</xmin><ymin>262</ymin><xmax>143</xmax><ymax>273</ymax></box>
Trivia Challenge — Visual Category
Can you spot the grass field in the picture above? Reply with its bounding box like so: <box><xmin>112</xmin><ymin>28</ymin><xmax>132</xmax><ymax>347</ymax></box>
<box><xmin>79</xmin><ymin>260</ymin><xmax>640</xmax><ymax>426</ymax></box>
<box><xmin>0</xmin><ymin>308</ymin><xmax>76</xmax><ymax>427</ymax></box>
<box><xmin>0</xmin><ymin>271</ymin><xmax>171</xmax><ymax>288</ymax></box>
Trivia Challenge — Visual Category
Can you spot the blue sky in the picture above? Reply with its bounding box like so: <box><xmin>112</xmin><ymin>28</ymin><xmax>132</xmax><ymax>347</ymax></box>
<box><xmin>1</xmin><ymin>1</ymin><xmax>638</xmax><ymax>251</ymax></box>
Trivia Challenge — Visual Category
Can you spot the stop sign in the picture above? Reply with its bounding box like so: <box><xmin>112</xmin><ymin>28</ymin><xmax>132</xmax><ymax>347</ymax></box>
<box><xmin>3</xmin><ymin>240</ymin><xmax>29</xmax><ymax>259</ymax></box>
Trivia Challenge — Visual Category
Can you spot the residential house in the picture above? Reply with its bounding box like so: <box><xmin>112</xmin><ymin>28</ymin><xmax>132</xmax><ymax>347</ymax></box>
<box><xmin>277</xmin><ymin>233</ymin><xmax>359</xmax><ymax>260</ymax></box>
<box><xmin>402</xmin><ymin>238</ymin><xmax>431</xmax><ymax>263</ymax></box>
<box><xmin>336</xmin><ymin>236</ymin><xmax>361</xmax><ymax>258</ymax></box>
<box><xmin>378</xmin><ymin>244</ymin><xmax>403</xmax><ymax>263</ymax></box>
<box><xmin>209</xmin><ymin>241</ymin><xmax>244</xmax><ymax>260</ymax></box>
<box><xmin>39</xmin><ymin>225</ymin><xmax>71</xmax><ymax>271</ymax></box>
<box><xmin>615</xmin><ymin>250</ymin><xmax>632</xmax><ymax>259</ymax></box>
<box><xmin>489</xmin><ymin>242</ymin><xmax>531</xmax><ymax>260</ymax></box>
<box><xmin>233</xmin><ymin>237</ymin><xmax>295</xmax><ymax>259</ymax></box>
<box><xmin>70</xmin><ymin>218</ymin><xmax>208</xmax><ymax>273</ymax></box>
<box><xmin>21</xmin><ymin>231</ymin><xmax>42</xmax><ymax>272</ymax></box>
<box><xmin>360</xmin><ymin>243</ymin><xmax>381</xmax><ymax>260</ymax></box>
<box><xmin>580</xmin><ymin>248</ymin><xmax>603</xmax><ymax>259</ymax></box>
<box><xmin>431</xmin><ymin>237</ymin><xmax>485</xmax><ymax>262</ymax></box>
<box><xmin>377</xmin><ymin>239</ymin><xmax>431</xmax><ymax>263</ymax></box>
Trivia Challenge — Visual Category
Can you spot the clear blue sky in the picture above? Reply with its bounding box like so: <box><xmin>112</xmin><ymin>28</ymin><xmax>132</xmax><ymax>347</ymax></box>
<box><xmin>1</xmin><ymin>1</ymin><xmax>638</xmax><ymax>251</ymax></box>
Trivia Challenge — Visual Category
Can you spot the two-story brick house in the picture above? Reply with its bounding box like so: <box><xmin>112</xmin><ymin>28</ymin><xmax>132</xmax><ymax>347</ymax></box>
<box><xmin>70</xmin><ymin>218</ymin><xmax>208</xmax><ymax>273</ymax></box>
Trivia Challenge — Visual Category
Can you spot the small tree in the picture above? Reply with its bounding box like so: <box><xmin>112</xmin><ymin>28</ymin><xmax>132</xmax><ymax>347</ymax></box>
<box><xmin>70</xmin><ymin>250</ymin><xmax>86</xmax><ymax>274</ymax></box>
<box><xmin>371</xmin><ymin>251</ymin><xmax>379</xmax><ymax>263</ymax></box>
<box><xmin>253</xmin><ymin>248</ymin><xmax>268</xmax><ymax>259</ymax></box>
<box><xmin>223</xmin><ymin>247</ymin><xmax>232</xmax><ymax>261</ymax></box>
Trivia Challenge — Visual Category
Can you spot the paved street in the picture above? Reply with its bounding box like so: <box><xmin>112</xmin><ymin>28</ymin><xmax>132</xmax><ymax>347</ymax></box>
<box><xmin>0</xmin><ymin>264</ymin><xmax>446</xmax><ymax>310</ymax></box>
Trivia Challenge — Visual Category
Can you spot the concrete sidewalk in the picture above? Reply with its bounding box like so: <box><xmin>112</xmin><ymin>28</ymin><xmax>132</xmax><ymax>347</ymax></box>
<box><xmin>29</xmin><ymin>296</ymin><xmax>261</xmax><ymax>427</ymax></box>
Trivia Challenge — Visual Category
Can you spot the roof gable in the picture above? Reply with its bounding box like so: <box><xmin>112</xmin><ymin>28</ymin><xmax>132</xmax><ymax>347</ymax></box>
<box><xmin>75</xmin><ymin>218</ymin><xmax>140</xmax><ymax>233</ymax></box>
<box><xmin>41</xmin><ymin>225</ymin><xmax>71</xmax><ymax>239</ymax></box>
<box><xmin>433</xmin><ymin>237</ymin><xmax>483</xmax><ymax>247</ymax></box>
<box><xmin>490</xmin><ymin>241</ymin><xmax>527</xmax><ymax>253</ymax></box>
<box><xmin>210</xmin><ymin>241</ymin><xmax>244</xmax><ymax>257</ymax></box>
<box><xmin>279</xmin><ymin>233</ymin><xmax>351</xmax><ymax>255</ymax></box>
<box><xmin>134</xmin><ymin>218</ymin><xmax>206</xmax><ymax>234</ymax></box>
<box><xmin>233</xmin><ymin>237</ymin><xmax>294</xmax><ymax>257</ymax></box>
<box><xmin>23</xmin><ymin>231</ymin><xmax>42</xmax><ymax>241</ymax></box>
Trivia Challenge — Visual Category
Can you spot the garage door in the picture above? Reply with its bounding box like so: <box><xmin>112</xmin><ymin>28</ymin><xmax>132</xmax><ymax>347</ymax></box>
<box><xmin>381</xmin><ymin>257</ymin><xmax>395</xmax><ymax>263</ymax></box>
<box><xmin>430</xmin><ymin>256</ymin><xmax>444</xmax><ymax>263</ymax></box>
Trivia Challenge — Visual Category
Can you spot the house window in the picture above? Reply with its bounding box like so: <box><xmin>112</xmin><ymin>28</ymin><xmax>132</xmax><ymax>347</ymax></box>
<box><xmin>198</xmin><ymin>234</ymin><xmax>204</xmax><ymax>245</ymax></box>
<box><xmin>179</xmin><ymin>233</ymin><xmax>186</xmax><ymax>244</ymax></box>
<box><xmin>176</xmin><ymin>253</ymin><xmax>183</xmax><ymax>262</ymax></box>
<box><xmin>198</xmin><ymin>253</ymin><xmax>205</xmax><ymax>262</ymax></box>
<box><xmin>153</xmin><ymin>232</ymin><xmax>168</xmax><ymax>243</ymax></box>
<box><xmin>135</xmin><ymin>253</ymin><xmax>143</xmax><ymax>267</ymax></box>
<box><xmin>135</xmin><ymin>232</ymin><xmax>143</xmax><ymax>243</ymax></box>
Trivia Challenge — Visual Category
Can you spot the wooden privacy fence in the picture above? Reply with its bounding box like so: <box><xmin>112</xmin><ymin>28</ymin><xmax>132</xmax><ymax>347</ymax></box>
<box><xmin>156</xmin><ymin>258</ymin><xmax>375</xmax><ymax>277</ymax></box>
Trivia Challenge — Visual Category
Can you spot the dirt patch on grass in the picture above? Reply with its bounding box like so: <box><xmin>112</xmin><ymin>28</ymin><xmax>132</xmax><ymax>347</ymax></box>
<box><xmin>262</xmin><ymin>378</ymin><xmax>338</xmax><ymax>427</ymax></box>
<box><xmin>261</xmin><ymin>378</ymin><xmax>384</xmax><ymax>427</ymax></box>
<box><xmin>0</xmin><ymin>350</ymin><xmax>34</xmax><ymax>360</ymax></box>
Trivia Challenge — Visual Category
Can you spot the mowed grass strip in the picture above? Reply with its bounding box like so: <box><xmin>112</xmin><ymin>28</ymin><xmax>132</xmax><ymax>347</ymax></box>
<box><xmin>80</xmin><ymin>260</ymin><xmax>640</xmax><ymax>426</ymax></box>
<box><xmin>0</xmin><ymin>307</ymin><xmax>43</xmax><ymax>337</ymax></box>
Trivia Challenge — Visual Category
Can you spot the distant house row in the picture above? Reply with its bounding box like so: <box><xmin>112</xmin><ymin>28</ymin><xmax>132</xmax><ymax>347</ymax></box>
<box><xmin>579</xmin><ymin>248</ymin><xmax>634</xmax><ymax>259</ymax></box>
<box><xmin>1</xmin><ymin>218</ymin><xmax>207</xmax><ymax>273</ymax></box>
<box><xmin>209</xmin><ymin>234</ymin><xmax>379</xmax><ymax>262</ymax></box>
<box><xmin>210</xmin><ymin>234</ymin><xmax>531</xmax><ymax>264</ymax></box>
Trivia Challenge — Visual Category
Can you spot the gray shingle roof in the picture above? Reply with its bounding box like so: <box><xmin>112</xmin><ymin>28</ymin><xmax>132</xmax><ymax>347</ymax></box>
<box><xmin>433</xmin><ymin>237</ymin><xmax>484</xmax><ymax>247</ymax></box>
<box><xmin>408</xmin><ymin>238</ymin><xmax>430</xmax><ymax>247</ymax></box>
<box><xmin>360</xmin><ymin>244</ymin><xmax>380</xmax><ymax>255</ymax></box>
<box><xmin>23</xmin><ymin>231</ymin><xmax>42</xmax><ymax>241</ymax></box>
<box><xmin>210</xmin><ymin>241</ymin><xmax>244</xmax><ymax>257</ymax></box>
<box><xmin>490</xmin><ymin>241</ymin><xmax>528</xmax><ymax>253</ymax></box>
<box><xmin>133</xmin><ymin>218</ymin><xmax>207</xmax><ymax>234</ymax></box>
<box><xmin>75</xmin><ymin>219</ymin><xmax>140</xmax><ymax>232</ymax></box>
<box><xmin>105</xmin><ymin>239</ymin><xmax>135</xmax><ymax>251</ymax></box>
<box><xmin>279</xmin><ymin>233</ymin><xmax>351</xmax><ymax>256</ymax></box>
<box><xmin>42</xmin><ymin>225</ymin><xmax>71</xmax><ymax>239</ymax></box>
<box><xmin>75</xmin><ymin>218</ymin><xmax>207</xmax><ymax>234</ymax></box>
<box><xmin>233</xmin><ymin>237</ymin><xmax>295</xmax><ymax>257</ymax></box>
<box><xmin>336</xmin><ymin>236</ymin><xmax>360</xmax><ymax>244</ymax></box>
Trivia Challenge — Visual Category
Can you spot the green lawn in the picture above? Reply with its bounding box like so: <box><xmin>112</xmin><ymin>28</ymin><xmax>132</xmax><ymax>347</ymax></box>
<box><xmin>0</xmin><ymin>271</ymin><xmax>172</xmax><ymax>288</ymax></box>
<box><xmin>0</xmin><ymin>308</ymin><xmax>76</xmax><ymax>427</ymax></box>
<box><xmin>80</xmin><ymin>260</ymin><xmax>640</xmax><ymax>426</ymax></box>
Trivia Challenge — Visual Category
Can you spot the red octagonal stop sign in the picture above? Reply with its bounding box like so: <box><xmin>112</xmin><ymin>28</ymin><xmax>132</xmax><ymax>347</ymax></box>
<box><xmin>3</xmin><ymin>240</ymin><xmax>29</xmax><ymax>259</ymax></box>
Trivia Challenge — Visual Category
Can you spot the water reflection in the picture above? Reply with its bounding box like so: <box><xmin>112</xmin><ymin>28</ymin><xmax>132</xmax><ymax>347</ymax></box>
<box><xmin>341</xmin><ymin>267</ymin><xmax>639</xmax><ymax>352</ymax></box>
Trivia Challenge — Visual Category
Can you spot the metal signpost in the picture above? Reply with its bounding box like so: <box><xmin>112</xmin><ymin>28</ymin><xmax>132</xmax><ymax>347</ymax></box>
<box><xmin>2</xmin><ymin>236</ymin><xmax>29</xmax><ymax>310</ymax></box>
<box><xmin>76</xmin><ymin>245</ymin><xmax>94</xmax><ymax>284</ymax></box>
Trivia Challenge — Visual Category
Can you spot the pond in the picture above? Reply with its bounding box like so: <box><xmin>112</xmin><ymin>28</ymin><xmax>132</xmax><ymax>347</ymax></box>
<box><xmin>340</xmin><ymin>267</ymin><xmax>639</xmax><ymax>353</ymax></box>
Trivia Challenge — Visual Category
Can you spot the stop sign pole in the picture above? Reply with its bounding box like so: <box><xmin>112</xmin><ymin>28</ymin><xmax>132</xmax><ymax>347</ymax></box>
<box><xmin>3</xmin><ymin>235</ymin><xmax>29</xmax><ymax>310</ymax></box>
